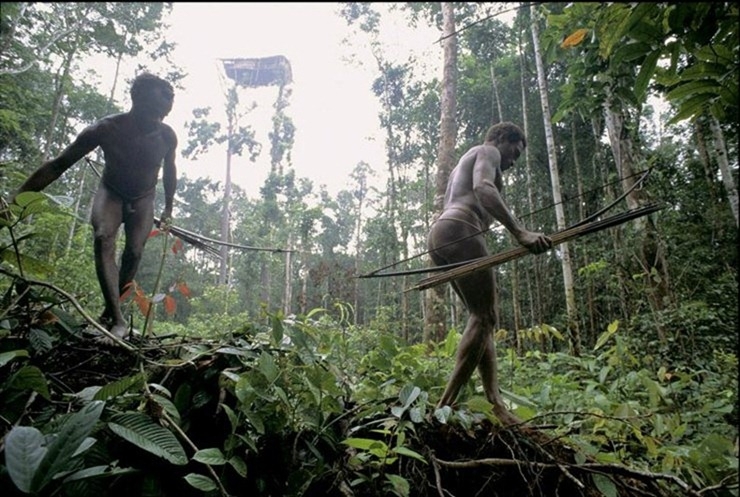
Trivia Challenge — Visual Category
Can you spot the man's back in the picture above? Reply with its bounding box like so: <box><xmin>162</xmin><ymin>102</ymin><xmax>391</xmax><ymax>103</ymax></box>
<box><xmin>440</xmin><ymin>143</ymin><xmax>502</xmax><ymax>228</ymax></box>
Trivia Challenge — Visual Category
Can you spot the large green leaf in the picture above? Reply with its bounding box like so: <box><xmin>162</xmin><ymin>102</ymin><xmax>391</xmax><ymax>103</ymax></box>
<box><xmin>184</xmin><ymin>473</ymin><xmax>218</xmax><ymax>492</ymax></box>
<box><xmin>611</xmin><ymin>41</ymin><xmax>651</xmax><ymax>65</ymax></box>
<box><xmin>31</xmin><ymin>400</ymin><xmax>105</xmax><ymax>492</ymax></box>
<box><xmin>0</xmin><ymin>249</ymin><xmax>53</xmax><ymax>277</ymax></box>
<box><xmin>108</xmin><ymin>412</ymin><xmax>187</xmax><ymax>465</ymax></box>
<box><xmin>258</xmin><ymin>351</ymin><xmax>279</xmax><ymax>383</ymax></box>
<box><xmin>12</xmin><ymin>191</ymin><xmax>53</xmax><ymax>219</ymax></box>
<box><xmin>4</xmin><ymin>426</ymin><xmax>47</xmax><ymax>493</ymax></box>
<box><xmin>635</xmin><ymin>50</ymin><xmax>660</xmax><ymax>101</ymax></box>
<box><xmin>592</xmin><ymin>473</ymin><xmax>618</xmax><ymax>497</ymax></box>
<box><xmin>7</xmin><ymin>365</ymin><xmax>51</xmax><ymax>400</ymax></box>
<box><xmin>0</xmin><ymin>349</ymin><xmax>29</xmax><ymax>367</ymax></box>
<box><xmin>398</xmin><ymin>384</ymin><xmax>420</xmax><ymax>409</ymax></box>
<box><xmin>667</xmin><ymin>93</ymin><xmax>712</xmax><ymax>125</ymax></box>
<box><xmin>666</xmin><ymin>80</ymin><xmax>722</xmax><ymax>102</ymax></box>
<box><xmin>62</xmin><ymin>464</ymin><xmax>139</xmax><ymax>483</ymax></box>
<box><xmin>193</xmin><ymin>447</ymin><xmax>227</xmax><ymax>465</ymax></box>
<box><xmin>594</xmin><ymin>320</ymin><xmax>620</xmax><ymax>351</ymax></box>
<box><xmin>93</xmin><ymin>373</ymin><xmax>145</xmax><ymax>401</ymax></box>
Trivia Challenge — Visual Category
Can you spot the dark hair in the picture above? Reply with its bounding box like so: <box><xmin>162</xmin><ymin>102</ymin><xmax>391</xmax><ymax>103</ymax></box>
<box><xmin>485</xmin><ymin>122</ymin><xmax>527</xmax><ymax>148</ymax></box>
<box><xmin>130</xmin><ymin>73</ymin><xmax>174</xmax><ymax>105</ymax></box>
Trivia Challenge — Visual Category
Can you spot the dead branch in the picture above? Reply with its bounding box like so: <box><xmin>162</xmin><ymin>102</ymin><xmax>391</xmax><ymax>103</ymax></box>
<box><xmin>432</xmin><ymin>455</ymin><xmax>703</xmax><ymax>497</ymax></box>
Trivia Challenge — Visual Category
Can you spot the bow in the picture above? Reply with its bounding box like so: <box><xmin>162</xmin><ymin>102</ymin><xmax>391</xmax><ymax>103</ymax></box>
<box><xmin>360</xmin><ymin>167</ymin><xmax>656</xmax><ymax>281</ymax></box>
<box><xmin>571</xmin><ymin>167</ymin><xmax>653</xmax><ymax>228</ymax></box>
<box><xmin>85</xmin><ymin>158</ymin><xmax>293</xmax><ymax>257</ymax></box>
<box><xmin>407</xmin><ymin>202</ymin><xmax>663</xmax><ymax>292</ymax></box>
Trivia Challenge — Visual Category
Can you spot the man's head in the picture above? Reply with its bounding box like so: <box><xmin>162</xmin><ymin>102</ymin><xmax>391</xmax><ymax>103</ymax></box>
<box><xmin>485</xmin><ymin>122</ymin><xmax>526</xmax><ymax>171</ymax></box>
<box><xmin>130</xmin><ymin>73</ymin><xmax>174</xmax><ymax>120</ymax></box>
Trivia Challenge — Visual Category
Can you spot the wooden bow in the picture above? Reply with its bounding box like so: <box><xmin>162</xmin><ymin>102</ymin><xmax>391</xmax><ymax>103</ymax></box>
<box><xmin>407</xmin><ymin>203</ymin><xmax>663</xmax><ymax>292</ymax></box>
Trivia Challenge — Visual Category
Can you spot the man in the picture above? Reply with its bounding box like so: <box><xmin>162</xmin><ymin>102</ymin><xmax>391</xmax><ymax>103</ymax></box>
<box><xmin>428</xmin><ymin>121</ymin><xmax>551</xmax><ymax>425</ymax></box>
<box><xmin>12</xmin><ymin>73</ymin><xmax>177</xmax><ymax>340</ymax></box>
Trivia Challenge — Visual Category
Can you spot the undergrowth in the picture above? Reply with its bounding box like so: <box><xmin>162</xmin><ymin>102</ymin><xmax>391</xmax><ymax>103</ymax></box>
<box><xmin>0</xmin><ymin>193</ymin><xmax>737</xmax><ymax>496</ymax></box>
<box><xmin>0</xmin><ymin>296</ymin><xmax>737</xmax><ymax>496</ymax></box>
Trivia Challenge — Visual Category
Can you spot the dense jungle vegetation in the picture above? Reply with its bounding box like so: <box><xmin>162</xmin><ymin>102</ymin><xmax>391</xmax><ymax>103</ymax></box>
<box><xmin>0</xmin><ymin>3</ymin><xmax>737</xmax><ymax>496</ymax></box>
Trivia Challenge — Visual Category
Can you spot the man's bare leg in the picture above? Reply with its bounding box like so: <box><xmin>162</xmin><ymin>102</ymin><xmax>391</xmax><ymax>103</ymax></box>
<box><xmin>91</xmin><ymin>186</ymin><xmax>128</xmax><ymax>338</ymax></box>
<box><xmin>113</xmin><ymin>194</ymin><xmax>155</xmax><ymax>337</ymax></box>
<box><xmin>436</xmin><ymin>314</ymin><xmax>489</xmax><ymax>408</ymax></box>
<box><xmin>478</xmin><ymin>335</ymin><xmax>522</xmax><ymax>425</ymax></box>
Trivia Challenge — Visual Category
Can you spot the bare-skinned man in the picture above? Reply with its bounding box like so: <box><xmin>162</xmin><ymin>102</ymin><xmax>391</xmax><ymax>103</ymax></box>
<box><xmin>12</xmin><ymin>73</ymin><xmax>177</xmax><ymax>340</ymax></box>
<box><xmin>428</xmin><ymin>121</ymin><xmax>551</xmax><ymax>425</ymax></box>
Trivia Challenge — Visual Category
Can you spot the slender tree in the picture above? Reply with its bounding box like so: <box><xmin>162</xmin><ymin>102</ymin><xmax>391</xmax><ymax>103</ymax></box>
<box><xmin>530</xmin><ymin>4</ymin><xmax>581</xmax><ymax>354</ymax></box>
<box><xmin>424</xmin><ymin>1</ymin><xmax>457</xmax><ymax>343</ymax></box>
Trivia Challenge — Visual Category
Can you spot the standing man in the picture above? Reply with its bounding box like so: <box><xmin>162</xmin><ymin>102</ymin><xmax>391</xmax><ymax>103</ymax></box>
<box><xmin>428</xmin><ymin>122</ymin><xmax>551</xmax><ymax>425</ymax></box>
<box><xmin>12</xmin><ymin>73</ymin><xmax>177</xmax><ymax>340</ymax></box>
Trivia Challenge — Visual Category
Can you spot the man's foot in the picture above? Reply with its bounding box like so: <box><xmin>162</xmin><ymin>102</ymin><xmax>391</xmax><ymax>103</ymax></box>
<box><xmin>90</xmin><ymin>321</ymin><xmax>130</xmax><ymax>346</ymax></box>
<box><xmin>109</xmin><ymin>323</ymin><xmax>129</xmax><ymax>339</ymax></box>
<box><xmin>493</xmin><ymin>404</ymin><xmax>524</xmax><ymax>427</ymax></box>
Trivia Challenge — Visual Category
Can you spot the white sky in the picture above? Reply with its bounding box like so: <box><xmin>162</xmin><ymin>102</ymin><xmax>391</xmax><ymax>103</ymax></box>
<box><xmin>129</xmin><ymin>2</ymin><xmax>441</xmax><ymax>198</ymax></box>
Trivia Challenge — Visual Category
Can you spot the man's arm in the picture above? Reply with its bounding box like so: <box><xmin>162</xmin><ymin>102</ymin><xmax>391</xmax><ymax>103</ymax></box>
<box><xmin>472</xmin><ymin>147</ymin><xmax>526</xmax><ymax>236</ymax></box>
<box><xmin>14</xmin><ymin>125</ymin><xmax>101</xmax><ymax>200</ymax></box>
<box><xmin>160</xmin><ymin>130</ymin><xmax>177</xmax><ymax>222</ymax></box>
<box><xmin>472</xmin><ymin>147</ymin><xmax>551</xmax><ymax>254</ymax></box>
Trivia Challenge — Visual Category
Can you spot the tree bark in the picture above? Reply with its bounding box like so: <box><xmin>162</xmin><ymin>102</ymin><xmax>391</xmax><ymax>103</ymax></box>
<box><xmin>603</xmin><ymin>95</ymin><xmax>672</xmax><ymax>340</ymax></box>
<box><xmin>530</xmin><ymin>4</ymin><xmax>581</xmax><ymax>355</ymax></box>
<box><xmin>219</xmin><ymin>119</ymin><xmax>233</xmax><ymax>286</ymax></box>
<box><xmin>709</xmin><ymin>116</ymin><xmax>739</xmax><ymax>228</ymax></box>
<box><xmin>423</xmin><ymin>1</ymin><xmax>457</xmax><ymax>344</ymax></box>
<box><xmin>518</xmin><ymin>21</ymin><xmax>542</xmax><ymax>330</ymax></box>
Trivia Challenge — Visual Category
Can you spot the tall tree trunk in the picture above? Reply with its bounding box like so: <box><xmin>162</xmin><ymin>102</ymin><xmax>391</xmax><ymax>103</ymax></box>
<box><xmin>300</xmin><ymin>264</ymin><xmax>308</xmax><ymax>315</ymax></box>
<box><xmin>43</xmin><ymin>40</ymin><xmax>78</xmax><ymax>159</ymax></box>
<box><xmin>518</xmin><ymin>22</ymin><xmax>542</xmax><ymax>328</ymax></box>
<box><xmin>261</xmin><ymin>250</ymin><xmax>272</xmax><ymax>309</ymax></box>
<box><xmin>490</xmin><ymin>63</ymin><xmax>503</xmax><ymax>123</ymax></box>
<box><xmin>571</xmin><ymin>120</ymin><xmax>593</xmax><ymax>340</ymax></box>
<box><xmin>64</xmin><ymin>167</ymin><xmax>88</xmax><ymax>255</ymax></box>
<box><xmin>219</xmin><ymin>126</ymin><xmax>233</xmax><ymax>286</ymax></box>
<box><xmin>694</xmin><ymin>120</ymin><xmax>718</xmax><ymax>205</ymax></box>
<box><xmin>530</xmin><ymin>4</ymin><xmax>581</xmax><ymax>355</ymax></box>
<box><xmin>107</xmin><ymin>44</ymin><xmax>126</xmax><ymax>113</ymax></box>
<box><xmin>709</xmin><ymin>116</ymin><xmax>739</xmax><ymax>228</ymax></box>
<box><xmin>283</xmin><ymin>233</ymin><xmax>293</xmax><ymax>315</ymax></box>
<box><xmin>490</xmin><ymin>46</ymin><xmax>520</xmax><ymax>342</ymax></box>
<box><xmin>423</xmin><ymin>1</ymin><xmax>457</xmax><ymax>344</ymax></box>
<box><xmin>371</xmin><ymin>48</ymin><xmax>400</xmax><ymax>316</ymax></box>
<box><xmin>603</xmin><ymin>96</ymin><xmax>672</xmax><ymax>340</ymax></box>
<box><xmin>353</xmin><ymin>188</ymin><xmax>364</xmax><ymax>326</ymax></box>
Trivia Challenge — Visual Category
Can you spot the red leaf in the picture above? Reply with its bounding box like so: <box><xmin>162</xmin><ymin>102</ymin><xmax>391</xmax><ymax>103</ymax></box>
<box><xmin>177</xmin><ymin>281</ymin><xmax>192</xmax><ymax>298</ymax></box>
<box><xmin>148</xmin><ymin>229</ymin><xmax>160</xmax><ymax>239</ymax></box>
<box><xmin>135</xmin><ymin>296</ymin><xmax>151</xmax><ymax>316</ymax></box>
<box><xmin>171</xmin><ymin>238</ymin><xmax>184</xmax><ymax>254</ymax></box>
<box><xmin>120</xmin><ymin>281</ymin><xmax>136</xmax><ymax>301</ymax></box>
<box><xmin>164</xmin><ymin>295</ymin><xmax>176</xmax><ymax>316</ymax></box>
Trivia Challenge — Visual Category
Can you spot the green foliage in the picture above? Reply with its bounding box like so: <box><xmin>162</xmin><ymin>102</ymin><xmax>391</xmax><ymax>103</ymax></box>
<box><xmin>1</xmin><ymin>293</ymin><xmax>737</xmax><ymax>496</ymax></box>
<box><xmin>108</xmin><ymin>413</ymin><xmax>188</xmax><ymax>466</ymax></box>
<box><xmin>511</xmin><ymin>321</ymin><xmax>737</xmax><ymax>492</ymax></box>
<box><xmin>545</xmin><ymin>3</ymin><xmax>738</xmax><ymax>125</ymax></box>
<box><xmin>4</xmin><ymin>401</ymin><xmax>105</xmax><ymax>495</ymax></box>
